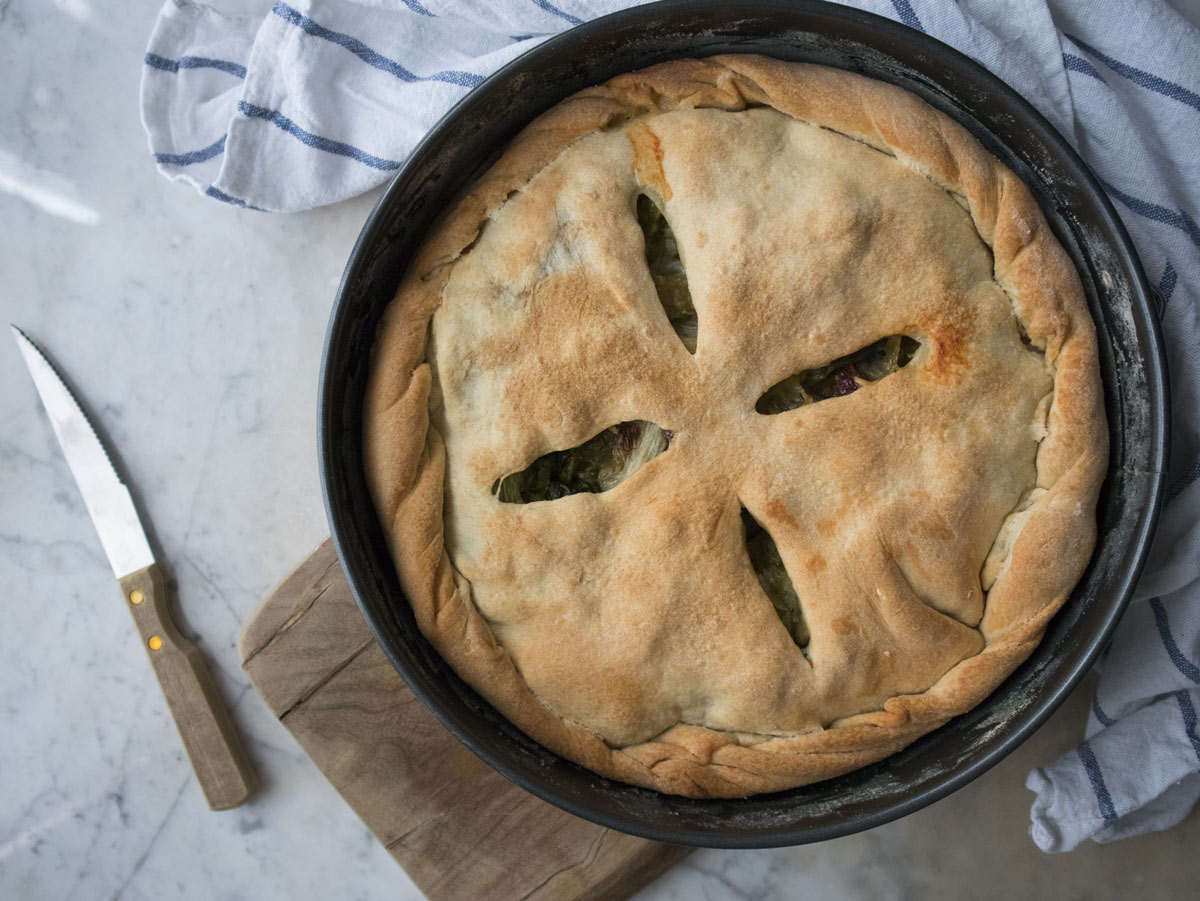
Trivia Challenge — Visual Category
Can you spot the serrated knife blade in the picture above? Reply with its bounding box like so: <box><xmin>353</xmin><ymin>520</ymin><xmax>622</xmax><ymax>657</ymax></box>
<box><xmin>12</xmin><ymin>324</ymin><xmax>256</xmax><ymax>810</ymax></box>
<box><xmin>11</xmin><ymin>325</ymin><xmax>155</xmax><ymax>578</ymax></box>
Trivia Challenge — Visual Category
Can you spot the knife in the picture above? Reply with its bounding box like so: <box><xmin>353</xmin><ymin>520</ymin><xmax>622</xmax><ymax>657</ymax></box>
<box><xmin>12</xmin><ymin>325</ymin><xmax>257</xmax><ymax>811</ymax></box>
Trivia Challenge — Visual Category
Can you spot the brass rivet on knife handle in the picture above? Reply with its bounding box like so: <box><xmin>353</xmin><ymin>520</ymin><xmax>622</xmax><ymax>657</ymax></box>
<box><xmin>118</xmin><ymin>563</ymin><xmax>258</xmax><ymax>810</ymax></box>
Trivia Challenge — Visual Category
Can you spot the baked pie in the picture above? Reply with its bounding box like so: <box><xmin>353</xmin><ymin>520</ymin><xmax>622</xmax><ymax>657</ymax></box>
<box><xmin>364</xmin><ymin>56</ymin><xmax>1107</xmax><ymax>798</ymax></box>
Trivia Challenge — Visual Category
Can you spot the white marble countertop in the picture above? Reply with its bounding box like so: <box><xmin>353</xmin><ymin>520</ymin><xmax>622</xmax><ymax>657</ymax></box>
<box><xmin>2</xmin><ymin>2</ymin><xmax>1197</xmax><ymax>899</ymax></box>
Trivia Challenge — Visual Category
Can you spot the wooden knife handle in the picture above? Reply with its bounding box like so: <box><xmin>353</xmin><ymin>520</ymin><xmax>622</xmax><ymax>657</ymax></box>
<box><xmin>118</xmin><ymin>564</ymin><xmax>258</xmax><ymax>810</ymax></box>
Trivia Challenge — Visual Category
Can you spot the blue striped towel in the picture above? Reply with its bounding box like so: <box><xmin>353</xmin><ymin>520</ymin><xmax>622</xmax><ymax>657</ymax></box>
<box><xmin>141</xmin><ymin>0</ymin><xmax>1200</xmax><ymax>852</ymax></box>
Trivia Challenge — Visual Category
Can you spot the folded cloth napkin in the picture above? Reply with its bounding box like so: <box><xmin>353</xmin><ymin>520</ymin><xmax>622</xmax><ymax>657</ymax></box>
<box><xmin>142</xmin><ymin>0</ymin><xmax>1200</xmax><ymax>851</ymax></box>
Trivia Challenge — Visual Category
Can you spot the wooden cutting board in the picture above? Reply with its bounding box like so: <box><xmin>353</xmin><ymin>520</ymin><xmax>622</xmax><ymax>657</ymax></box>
<box><xmin>239</xmin><ymin>539</ymin><xmax>689</xmax><ymax>900</ymax></box>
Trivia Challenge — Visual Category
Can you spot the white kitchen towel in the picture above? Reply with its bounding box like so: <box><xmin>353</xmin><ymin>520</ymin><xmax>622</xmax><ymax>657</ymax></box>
<box><xmin>141</xmin><ymin>0</ymin><xmax>1200</xmax><ymax>851</ymax></box>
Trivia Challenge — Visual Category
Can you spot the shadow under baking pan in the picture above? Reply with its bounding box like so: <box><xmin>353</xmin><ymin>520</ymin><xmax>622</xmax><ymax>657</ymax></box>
<box><xmin>318</xmin><ymin>0</ymin><xmax>1168</xmax><ymax>849</ymax></box>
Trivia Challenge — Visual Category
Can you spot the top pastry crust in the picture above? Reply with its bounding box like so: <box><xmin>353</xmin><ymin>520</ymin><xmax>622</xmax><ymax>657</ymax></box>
<box><xmin>364</xmin><ymin>56</ymin><xmax>1108</xmax><ymax>798</ymax></box>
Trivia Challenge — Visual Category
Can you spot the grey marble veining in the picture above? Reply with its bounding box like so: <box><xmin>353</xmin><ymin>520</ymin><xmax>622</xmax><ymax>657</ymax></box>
<box><xmin>1</xmin><ymin>2</ymin><xmax>1197</xmax><ymax>899</ymax></box>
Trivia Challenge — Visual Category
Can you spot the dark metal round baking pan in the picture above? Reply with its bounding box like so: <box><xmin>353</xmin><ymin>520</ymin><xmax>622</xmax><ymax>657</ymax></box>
<box><xmin>319</xmin><ymin>0</ymin><xmax>1168</xmax><ymax>849</ymax></box>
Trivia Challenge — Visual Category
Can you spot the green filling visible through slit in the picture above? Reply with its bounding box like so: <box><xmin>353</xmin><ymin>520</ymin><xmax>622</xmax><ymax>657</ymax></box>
<box><xmin>637</xmin><ymin>194</ymin><xmax>698</xmax><ymax>353</ymax></box>
<box><xmin>756</xmin><ymin>335</ymin><xmax>920</xmax><ymax>415</ymax></box>
<box><xmin>741</xmin><ymin>508</ymin><xmax>809</xmax><ymax>649</ymax></box>
<box><xmin>494</xmin><ymin>421</ymin><xmax>671</xmax><ymax>504</ymax></box>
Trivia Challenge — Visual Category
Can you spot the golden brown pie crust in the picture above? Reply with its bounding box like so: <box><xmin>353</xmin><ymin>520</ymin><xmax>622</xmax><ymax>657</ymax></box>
<box><xmin>363</xmin><ymin>56</ymin><xmax>1108</xmax><ymax>798</ymax></box>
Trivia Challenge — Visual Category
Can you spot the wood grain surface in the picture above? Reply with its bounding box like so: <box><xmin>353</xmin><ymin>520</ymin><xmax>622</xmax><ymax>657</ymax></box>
<box><xmin>239</xmin><ymin>539</ymin><xmax>688</xmax><ymax>901</ymax></box>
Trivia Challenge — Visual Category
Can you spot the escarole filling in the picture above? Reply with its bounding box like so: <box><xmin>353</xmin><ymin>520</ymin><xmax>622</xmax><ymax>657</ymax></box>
<box><xmin>494</xmin><ymin>421</ymin><xmax>671</xmax><ymax>504</ymax></box>
<box><xmin>757</xmin><ymin>335</ymin><xmax>920</xmax><ymax>415</ymax></box>
<box><xmin>741</xmin><ymin>508</ymin><xmax>810</xmax><ymax>649</ymax></box>
<box><xmin>637</xmin><ymin>194</ymin><xmax>698</xmax><ymax>353</ymax></box>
